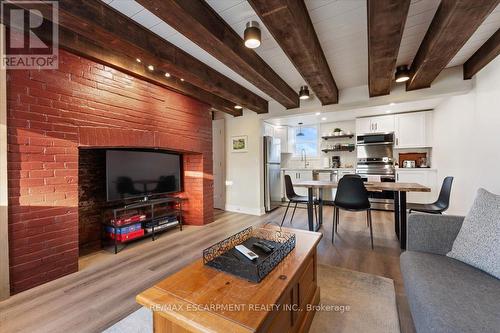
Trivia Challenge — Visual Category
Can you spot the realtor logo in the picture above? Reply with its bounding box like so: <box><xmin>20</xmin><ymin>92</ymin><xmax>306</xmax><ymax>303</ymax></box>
<box><xmin>1</xmin><ymin>0</ymin><xmax>58</xmax><ymax>69</ymax></box>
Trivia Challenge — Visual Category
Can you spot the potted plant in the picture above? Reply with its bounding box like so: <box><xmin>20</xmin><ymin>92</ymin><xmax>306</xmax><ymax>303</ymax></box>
<box><xmin>333</xmin><ymin>128</ymin><xmax>343</xmax><ymax>136</ymax></box>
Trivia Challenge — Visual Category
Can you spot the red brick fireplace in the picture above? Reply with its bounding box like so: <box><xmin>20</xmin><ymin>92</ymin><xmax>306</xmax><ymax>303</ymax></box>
<box><xmin>7</xmin><ymin>50</ymin><xmax>214</xmax><ymax>293</ymax></box>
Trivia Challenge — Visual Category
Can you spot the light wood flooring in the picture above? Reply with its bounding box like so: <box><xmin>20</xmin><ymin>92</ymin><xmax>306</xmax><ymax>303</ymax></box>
<box><xmin>0</xmin><ymin>206</ymin><xmax>415</xmax><ymax>333</ymax></box>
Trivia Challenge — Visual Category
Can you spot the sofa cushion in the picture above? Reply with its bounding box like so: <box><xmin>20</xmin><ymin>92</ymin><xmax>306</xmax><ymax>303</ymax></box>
<box><xmin>446</xmin><ymin>188</ymin><xmax>500</xmax><ymax>278</ymax></box>
<box><xmin>401</xmin><ymin>251</ymin><xmax>500</xmax><ymax>333</ymax></box>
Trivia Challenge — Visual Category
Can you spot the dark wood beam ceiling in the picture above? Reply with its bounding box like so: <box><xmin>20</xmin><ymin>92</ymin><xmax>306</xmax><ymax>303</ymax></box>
<box><xmin>16</xmin><ymin>0</ymin><xmax>268</xmax><ymax>113</ymax></box>
<box><xmin>2</xmin><ymin>7</ymin><xmax>242</xmax><ymax>116</ymax></box>
<box><xmin>136</xmin><ymin>0</ymin><xmax>299</xmax><ymax>109</ymax></box>
<box><xmin>407</xmin><ymin>0</ymin><xmax>499</xmax><ymax>91</ymax></box>
<box><xmin>463</xmin><ymin>28</ymin><xmax>500</xmax><ymax>79</ymax></box>
<box><xmin>248</xmin><ymin>0</ymin><xmax>339</xmax><ymax>105</ymax></box>
<box><xmin>367</xmin><ymin>0</ymin><xmax>410</xmax><ymax>97</ymax></box>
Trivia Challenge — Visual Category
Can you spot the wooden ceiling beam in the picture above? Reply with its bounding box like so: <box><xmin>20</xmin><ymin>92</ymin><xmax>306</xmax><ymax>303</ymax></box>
<box><xmin>463</xmin><ymin>28</ymin><xmax>500</xmax><ymax>79</ymax></box>
<box><xmin>136</xmin><ymin>0</ymin><xmax>299</xmax><ymax>109</ymax></box>
<box><xmin>407</xmin><ymin>0</ymin><xmax>499</xmax><ymax>91</ymax></box>
<box><xmin>16</xmin><ymin>0</ymin><xmax>267</xmax><ymax>113</ymax></box>
<box><xmin>2</xmin><ymin>7</ymin><xmax>241</xmax><ymax>117</ymax></box>
<box><xmin>248</xmin><ymin>0</ymin><xmax>339</xmax><ymax>105</ymax></box>
<box><xmin>367</xmin><ymin>0</ymin><xmax>410</xmax><ymax>97</ymax></box>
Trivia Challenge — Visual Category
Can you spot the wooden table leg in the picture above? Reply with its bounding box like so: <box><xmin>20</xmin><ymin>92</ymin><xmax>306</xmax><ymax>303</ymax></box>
<box><xmin>399</xmin><ymin>191</ymin><xmax>407</xmax><ymax>250</ymax></box>
<box><xmin>307</xmin><ymin>187</ymin><xmax>314</xmax><ymax>231</ymax></box>
<box><xmin>394</xmin><ymin>191</ymin><xmax>400</xmax><ymax>239</ymax></box>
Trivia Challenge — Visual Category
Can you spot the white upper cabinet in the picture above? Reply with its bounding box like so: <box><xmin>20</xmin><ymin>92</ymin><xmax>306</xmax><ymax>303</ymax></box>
<box><xmin>395</xmin><ymin>111</ymin><xmax>433</xmax><ymax>148</ymax></box>
<box><xmin>274</xmin><ymin>126</ymin><xmax>292</xmax><ymax>153</ymax></box>
<box><xmin>263</xmin><ymin>122</ymin><xmax>275</xmax><ymax>137</ymax></box>
<box><xmin>355</xmin><ymin>118</ymin><xmax>372</xmax><ymax>134</ymax></box>
<box><xmin>371</xmin><ymin>115</ymin><xmax>395</xmax><ymax>133</ymax></box>
<box><xmin>356</xmin><ymin>115</ymin><xmax>395</xmax><ymax>134</ymax></box>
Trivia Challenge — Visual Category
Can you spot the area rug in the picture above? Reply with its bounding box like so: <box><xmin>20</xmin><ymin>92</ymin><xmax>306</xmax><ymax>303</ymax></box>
<box><xmin>103</xmin><ymin>265</ymin><xmax>400</xmax><ymax>333</ymax></box>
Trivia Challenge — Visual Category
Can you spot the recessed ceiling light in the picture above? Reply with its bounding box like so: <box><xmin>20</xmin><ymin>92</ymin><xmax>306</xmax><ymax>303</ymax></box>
<box><xmin>244</xmin><ymin>21</ymin><xmax>261</xmax><ymax>48</ymax></box>
<box><xmin>315</xmin><ymin>112</ymin><xmax>321</xmax><ymax>116</ymax></box>
<box><xmin>234</xmin><ymin>105</ymin><xmax>243</xmax><ymax>109</ymax></box>
<box><xmin>321</xmin><ymin>117</ymin><xmax>327</xmax><ymax>121</ymax></box>
<box><xmin>386</xmin><ymin>110</ymin><xmax>392</xmax><ymax>113</ymax></box>
<box><xmin>147</xmin><ymin>65</ymin><xmax>154</xmax><ymax>71</ymax></box>
<box><xmin>136</xmin><ymin>58</ymin><xmax>141</xmax><ymax>63</ymax></box>
<box><xmin>299</xmin><ymin>85</ymin><xmax>310</xmax><ymax>100</ymax></box>
<box><xmin>180</xmin><ymin>78</ymin><xmax>184</xmax><ymax>82</ymax></box>
<box><xmin>164</xmin><ymin>72</ymin><xmax>171</xmax><ymax>78</ymax></box>
<box><xmin>389</xmin><ymin>102</ymin><xmax>395</xmax><ymax>106</ymax></box>
<box><xmin>395</xmin><ymin>65</ymin><xmax>410</xmax><ymax>83</ymax></box>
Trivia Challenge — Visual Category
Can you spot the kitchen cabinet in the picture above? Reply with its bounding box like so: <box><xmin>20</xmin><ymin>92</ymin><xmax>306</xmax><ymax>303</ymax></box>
<box><xmin>396</xmin><ymin>169</ymin><xmax>437</xmax><ymax>203</ymax></box>
<box><xmin>356</xmin><ymin>115</ymin><xmax>395</xmax><ymax>134</ymax></box>
<box><xmin>395</xmin><ymin>111</ymin><xmax>432</xmax><ymax>148</ymax></box>
<box><xmin>283</xmin><ymin>170</ymin><xmax>313</xmax><ymax>197</ymax></box>
<box><xmin>274</xmin><ymin>126</ymin><xmax>293</xmax><ymax>154</ymax></box>
<box><xmin>264</xmin><ymin>122</ymin><xmax>275</xmax><ymax>137</ymax></box>
<box><xmin>355</xmin><ymin>118</ymin><xmax>372</xmax><ymax>134</ymax></box>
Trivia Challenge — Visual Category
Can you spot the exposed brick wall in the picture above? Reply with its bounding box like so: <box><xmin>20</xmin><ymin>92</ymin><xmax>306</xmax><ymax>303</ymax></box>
<box><xmin>78</xmin><ymin>149</ymin><xmax>106</xmax><ymax>254</ymax></box>
<box><xmin>7</xmin><ymin>49</ymin><xmax>214</xmax><ymax>293</ymax></box>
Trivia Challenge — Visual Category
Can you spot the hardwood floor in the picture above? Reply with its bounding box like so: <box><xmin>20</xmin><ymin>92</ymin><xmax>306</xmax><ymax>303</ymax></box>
<box><xmin>0</xmin><ymin>206</ymin><xmax>415</xmax><ymax>333</ymax></box>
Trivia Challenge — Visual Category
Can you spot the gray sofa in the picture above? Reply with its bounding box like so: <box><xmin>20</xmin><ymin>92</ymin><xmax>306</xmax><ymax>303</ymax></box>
<box><xmin>400</xmin><ymin>214</ymin><xmax>500</xmax><ymax>333</ymax></box>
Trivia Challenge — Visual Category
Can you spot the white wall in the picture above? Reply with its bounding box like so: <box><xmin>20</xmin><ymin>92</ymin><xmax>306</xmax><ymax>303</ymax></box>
<box><xmin>224</xmin><ymin>110</ymin><xmax>265</xmax><ymax>215</ymax></box>
<box><xmin>432</xmin><ymin>56</ymin><xmax>500</xmax><ymax>215</ymax></box>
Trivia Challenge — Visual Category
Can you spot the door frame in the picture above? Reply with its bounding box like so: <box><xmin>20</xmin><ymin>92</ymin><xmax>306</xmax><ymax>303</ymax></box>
<box><xmin>0</xmin><ymin>23</ymin><xmax>11</xmax><ymax>300</ymax></box>
<box><xmin>212</xmin><ymin>119</ymin><xmax>225</xmax><ymax>210</ymax></box>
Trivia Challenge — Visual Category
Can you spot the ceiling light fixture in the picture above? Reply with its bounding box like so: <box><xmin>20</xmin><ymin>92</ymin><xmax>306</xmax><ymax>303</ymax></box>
<box><xmin>395</xmin><ymin>65</ymin><xmax>410</xmax><ymax>83</ymax></box>
<box><xmin>296</xmin><ymin>122</ymin><xmax>305</xmax><ymax>137</ymax></box>
<box><xmin>164</xmin><ymin>72</ymin><xmax>171</xmax><ymax>78</ymax></box>
<box><xmin>321</xmin><ymin>117</ymin><xmax>327</xmax><ymax>121</ymax></box>
<box><xmin>136</xmin><ymin>58</ymin><xmax>141</xmax><ymax>63</ymax></box>
<box><xmin>147</xmin><ymin>65</ymin><xmax>154</xmax><ymax>71</ymax></box>
<box><xmin>389</xmin><ymin>102</ymin><xmax>395</xmax><ymax>106</ymax></box>
<box><xmin>244</xmin><ymin>21</ymin><xmax>261</xmax><ymax>49</ymax></box>
<box><xmin>315</xmin><ymin>112</ymin><xmax>321</xmax><ymax>116</ymax></box>
<box><xmin>234</xmin><ymin>105</ymin><xmax>243</xmax><ymax>110</ymax></box>
<box><xmin>299</xmin><ymin>85</ymin><xmax>310</xmax><ymax>100</ymax></box>
<box><xmin>180</xmin><ymin>78</ymin><xmax>185</xmax><ymax>82</ymax></box>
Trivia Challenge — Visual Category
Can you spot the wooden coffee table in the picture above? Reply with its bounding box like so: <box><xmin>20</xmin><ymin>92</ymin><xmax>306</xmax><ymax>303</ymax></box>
<box><xmin>136</xmin><ymin>225</ymin><xmax>322</xmax><ymax>333</ymax></box>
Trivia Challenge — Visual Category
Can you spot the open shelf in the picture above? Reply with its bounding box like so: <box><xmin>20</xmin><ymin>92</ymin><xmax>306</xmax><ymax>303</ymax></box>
<box><xmin>322</xmin><ymin>134</ymin><xmax>354</xmax><ymax>140</ymax></box>
<box><xmin>322</xmin><ymin>147</ymin><xmax>355</xmax><ymax>153</ymax></box>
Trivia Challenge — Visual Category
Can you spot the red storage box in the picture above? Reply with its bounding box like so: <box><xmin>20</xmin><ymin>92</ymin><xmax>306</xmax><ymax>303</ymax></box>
<box><xmin>107</xmin><ymin>229</ymin><xmax>144</xmax><ymax>242</ymax></box>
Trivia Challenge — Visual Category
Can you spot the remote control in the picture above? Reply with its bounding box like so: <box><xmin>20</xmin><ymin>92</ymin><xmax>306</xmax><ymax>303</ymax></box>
<box><xmin>235</xmin><ymin>245</ymin><xmax>259</xmax><ymax>261</ymax></box>
<box><xmin>257</xmin><ymin>240</ymin><xmax>275</xmax><ymax>250</ymax></box>
<box><xmin>252</xmin><ymin>242</ymin><xmax>272</xmax><ymax>253</ymax></box>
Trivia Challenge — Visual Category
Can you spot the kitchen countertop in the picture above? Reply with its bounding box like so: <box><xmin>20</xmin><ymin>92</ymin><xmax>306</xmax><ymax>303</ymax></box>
<box><xmin>281</xmin><ymin>168</ymin><xmax>355</xmax><ymax>171</ymax></box>
<box><xmin>396</xmin><ymin>168</ymin><xmax>436</xmax><ymax>171</ymax></box>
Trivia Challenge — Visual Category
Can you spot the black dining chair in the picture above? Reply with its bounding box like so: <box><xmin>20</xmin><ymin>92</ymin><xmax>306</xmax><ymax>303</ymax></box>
<box><xmin>332</xmin><ymin>176</ymin><xmax>374</xmax><ymax>249</ymax></box>
<box><xmin>281</xmin><ymin>175</ymin><xmax>318</xmax><ymax>227</ymax></box>
<box><xmin>408</xmin><ymin>176</ymin><xmax>454</xmax><ymax>214</ymax></box>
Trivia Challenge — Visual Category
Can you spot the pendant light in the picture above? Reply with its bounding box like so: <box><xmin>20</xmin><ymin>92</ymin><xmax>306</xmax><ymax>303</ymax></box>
<box><xmin>395</xmin><ymin>65</ymin><xmax>410</xmax><ymax>83</ymax></box>
<box><xmin>299</xmin><ymin>85</ymin><xmax>310</xmax><ymax>100</ymax></box>
<box><xmin>244</xmin><ymin>21</ymin><xmax>261</xmax><ymax>48</ymax></box>
<box><xmin>296</xmin><ymin>122</ymin><xmax>305</xmax><ymax>137</ymax></box>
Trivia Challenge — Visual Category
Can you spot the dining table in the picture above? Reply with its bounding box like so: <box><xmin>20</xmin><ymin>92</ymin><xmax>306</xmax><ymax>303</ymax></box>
<box><xmin>293</xmin><ymin>180</ymin><xmax>431</xmax><ymax>249</ymax></box>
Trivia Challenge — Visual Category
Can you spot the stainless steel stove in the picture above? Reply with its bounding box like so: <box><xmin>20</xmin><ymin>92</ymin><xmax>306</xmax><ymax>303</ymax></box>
<box><xmin>355</xmin><ymin>133</ymin><xmax>396</xmax><ymax>211</ymax></box>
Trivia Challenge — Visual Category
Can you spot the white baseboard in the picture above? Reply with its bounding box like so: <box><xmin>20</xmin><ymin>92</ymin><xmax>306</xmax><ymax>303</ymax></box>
<box><xmin>224</xmin><ymin>204</ymin><xmax>265</xmax><ymax>216</ymax></box>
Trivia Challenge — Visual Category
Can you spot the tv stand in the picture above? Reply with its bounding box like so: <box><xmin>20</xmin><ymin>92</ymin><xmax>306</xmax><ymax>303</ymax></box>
<box><xmin>103</xmin><ymin>196</ymin><xmax>184</xmax><ymax>254</ymax></box>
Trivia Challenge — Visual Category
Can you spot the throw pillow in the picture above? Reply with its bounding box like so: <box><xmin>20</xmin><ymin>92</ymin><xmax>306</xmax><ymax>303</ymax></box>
<box><xmin>447</xmin><ymin>188</ymin><xmax>500</xmax><ymax>279</ymax></box>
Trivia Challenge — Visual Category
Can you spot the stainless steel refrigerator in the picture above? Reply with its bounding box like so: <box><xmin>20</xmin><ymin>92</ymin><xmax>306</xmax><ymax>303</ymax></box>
<box><xmin>264</xmin><ymin>136</ymin><xmax>281</xmax><ymax>212</ymax></box>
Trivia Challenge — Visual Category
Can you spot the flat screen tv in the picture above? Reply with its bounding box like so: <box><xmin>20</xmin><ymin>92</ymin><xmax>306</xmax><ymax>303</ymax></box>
<box><xmin>106</xmin><ymin>149</ymin><xmax>182</xmax><ymax>202</ymax></box>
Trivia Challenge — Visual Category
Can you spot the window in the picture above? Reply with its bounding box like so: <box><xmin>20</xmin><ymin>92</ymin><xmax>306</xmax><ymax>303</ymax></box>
<box><xmin>293</xmin><ymin>125</ymin><xmax>319</xmax><ymax>157</ymax></box>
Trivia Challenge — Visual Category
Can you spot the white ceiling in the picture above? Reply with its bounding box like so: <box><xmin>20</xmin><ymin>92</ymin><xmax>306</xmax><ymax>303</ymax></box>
<box><xmin>100</xmin><ymin>0</ymin><xmax>499</xmax><ymax>106</ymax></box>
